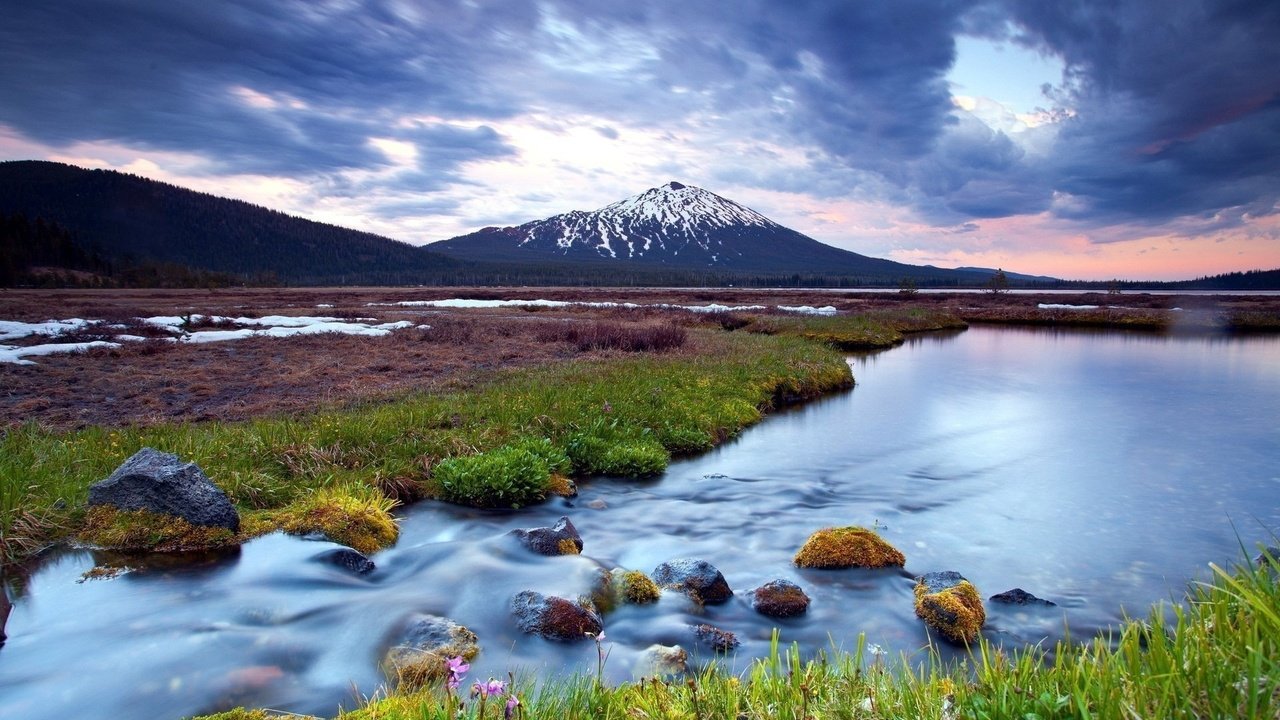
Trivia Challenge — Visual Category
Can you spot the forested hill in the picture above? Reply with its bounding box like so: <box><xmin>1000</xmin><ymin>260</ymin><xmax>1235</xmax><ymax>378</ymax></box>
<box><xmin>0</xmin><ymin>160</ymin><xmax>463</xmax><ymax>285</ymax></box>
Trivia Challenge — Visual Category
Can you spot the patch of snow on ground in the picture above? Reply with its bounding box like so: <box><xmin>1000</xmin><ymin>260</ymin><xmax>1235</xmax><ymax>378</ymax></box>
<box><xmin>0</xmin><ymin>318</ymin><xmax>91</xmax><ymax>341</ymax></box>
<box><xmin>1</xmin><ymin>315</ymin><xmax>420</xmax><ymax>362</ymax></box>
<box><xmin>382</xmin><ymin>299</ymin><xmax>834</xmax><ymax>316</ymax></box>
<box><xmin>1038</xmin><ymin>303</ymin><xmax>1100</xmax><ymax>310</ymax></box>
<box><xmin>0</xmin><ymin>341</ymin><xmax>121</xmax><ymax>365</ymax></box>
<box><xmin>776</xmin><ymin>305</ymin><xmax>838</xmax><ymax>315</ymax></box>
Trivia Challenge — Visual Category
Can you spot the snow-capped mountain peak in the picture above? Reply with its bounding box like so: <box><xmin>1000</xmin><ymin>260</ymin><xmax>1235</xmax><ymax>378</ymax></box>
<box><xmin>596</xmin><ymin>181</ymin><xmax>779</xmax><ymax>233</ymax></box>
<box><xmin>431</xmin><ymin>180</ymin><xmax>913</xmax><ymax>275</ymax></box>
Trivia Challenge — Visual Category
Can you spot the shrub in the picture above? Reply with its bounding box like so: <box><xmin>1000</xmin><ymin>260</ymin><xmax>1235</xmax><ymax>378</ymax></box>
<box><xmin>434</xmin><ymin>444</ymin><xmax>553</xmax><ymax>508</ymax></box>
<box><xmin>566</xmin><ymin>434</ymin><xmax>668</xmax><ymax>476</ymax></box>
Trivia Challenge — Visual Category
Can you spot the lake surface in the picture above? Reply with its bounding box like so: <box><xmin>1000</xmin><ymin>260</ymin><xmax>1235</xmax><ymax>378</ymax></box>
<box><xmin>2</xmin><ymin>326</ymin><xmax>1278</xmax><ymax>719</ymax></box>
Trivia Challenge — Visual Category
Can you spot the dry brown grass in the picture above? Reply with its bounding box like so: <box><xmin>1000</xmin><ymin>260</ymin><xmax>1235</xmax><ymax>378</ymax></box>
<box><xmin>4</xmin><ymin>287</ymin><xmax>1278</xmax><ymax>432</ymax></box>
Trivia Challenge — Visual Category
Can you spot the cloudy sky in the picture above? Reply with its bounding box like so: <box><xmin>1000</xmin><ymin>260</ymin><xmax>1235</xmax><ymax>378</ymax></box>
<box><xmin>3</xmin><ymin>0</ymin><xmax>1278</xmax><ymax>280</ymax></box>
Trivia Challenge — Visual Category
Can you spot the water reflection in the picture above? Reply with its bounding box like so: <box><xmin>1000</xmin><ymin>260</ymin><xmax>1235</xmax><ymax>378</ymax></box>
<box><xmin>1</xmin><ymin>326</ymin><xmax>1277</xmax><ymax>720</ymax></box>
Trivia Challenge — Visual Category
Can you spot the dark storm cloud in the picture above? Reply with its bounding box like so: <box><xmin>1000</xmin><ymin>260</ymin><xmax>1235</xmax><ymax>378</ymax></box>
<box><xmin>0</xmin><ymin>0</ymin><xmax>531</xmax><ymax>175</ymax></box>
<box><xmin>1</xmin><ymin>0</ymin><xmax>1277</xmax><ymax>232</ymax></box>
<box><xmin>998</xmin><ymin>0</ymin><xmax>1280</xmax><ymax>227</ymax></box>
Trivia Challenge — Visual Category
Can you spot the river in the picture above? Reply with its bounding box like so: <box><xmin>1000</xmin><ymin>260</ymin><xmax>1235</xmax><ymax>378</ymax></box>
<box><xmin>1</xmin><ymin>325</ymin><xmax>1278</xmax><ymax>719</ymax></box>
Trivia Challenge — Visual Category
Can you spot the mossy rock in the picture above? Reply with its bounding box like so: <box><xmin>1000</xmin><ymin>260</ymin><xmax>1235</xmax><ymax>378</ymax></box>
<box><xmin>611</xmin><ymin>568</ymin><xmax>661</xmax><ymax>605</ymax></box>
<box><xmin>793</xmin><ymin>526</ymin><xmax>905</xmax><ymax>569</ymax></box>
<box><xmin>78</xmin><ymin>505</ymin><xmax>242</xmax><ymax>554</ymax></box>
<box><xmin>749</xmin><ymin>579</ymin><xmax>811</xmax><ymax>618</ymax></box>
<box><xmin>913</xmin><ymin>571</ymin><xmax>985</xmax><ymax>644</ymax></box>
<box><xmin>383</xmin><ymin>614</ymin><xmax>480</xmax><ymax>691</ymax></box>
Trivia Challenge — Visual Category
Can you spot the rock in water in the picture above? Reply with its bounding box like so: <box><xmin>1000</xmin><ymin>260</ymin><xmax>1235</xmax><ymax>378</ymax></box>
<box><xmin>652</xmin><ymin>559</ymin><xmax>733</xmax><ymax>604</ymax></box>
<box><xmin>693</xmin><ymin>624</ymin><xmax>740</xmax><ymax>652</ymax></box>
<box><xmin>510</xmin><ymin>591</ymin><xmax>603</xmax><ymax>641</ymax></box>
<box><xmin>633</xmin><ymin>644</ymin><xmax>688</xmax><ymax>678</ymax></box>
<box><xmin>510</xmin><ymin>516</ymin><xmax>583</xmax><ymax>555</ymax></box>
<box><xmin>315</xmin><ymin>547</ymin><xmax>376</xmax><ymax>575</ymax></box>
<box><xmin>914</xmin><ymin>571</ymin><xmax>985</xmax><ymax>644</ymax></box>
<box><xmin>793</xmin><ymin>526</ymin><xmax>904</xmax><ymax>569</ymax></box>
<box><xmin>989</xmin><ymin>588</ymin><xmax>1055</xmax><ymax>606</ymax></box>
<box><xmin>384</xmin><ymin>614</ymin><xmax>479</xmax><ymax>690</ymax></box>
<box><xmin>88</xmin><ymin>448</ymin><xmax>239</xmax><ymax>531</ymax></box>
<box><xmin>750</xmin><ymin>579</ymin><xmax>811</xmax><ymax>618</ymax></box>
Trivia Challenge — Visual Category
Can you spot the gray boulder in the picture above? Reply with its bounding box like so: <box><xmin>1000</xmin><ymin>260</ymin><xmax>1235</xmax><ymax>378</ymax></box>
<box><xmin>88</xmin><ymin>448</ymin><xmax>239</xmax><ymax>531</ymax></box>
<box><xmin>652</xmin><ymin>558</ymin><xmax>732</xmax><ymax>604</ymax></box>
<box><xmin>510</xmin><ymin>516</ymin><xmax>583</xmax><ymax>556</ymax></box>
<box><xmin>510</xmin><ymin>590</ymin><xmax>603</xmax><ymax>641</ymax></box>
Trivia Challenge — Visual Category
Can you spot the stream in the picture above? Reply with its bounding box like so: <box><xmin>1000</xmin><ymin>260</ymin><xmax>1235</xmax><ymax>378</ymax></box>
<box><xmin>2</xmin><ymin>325</ymin><xmax>1278</xmax><ymax>719</ymax></box>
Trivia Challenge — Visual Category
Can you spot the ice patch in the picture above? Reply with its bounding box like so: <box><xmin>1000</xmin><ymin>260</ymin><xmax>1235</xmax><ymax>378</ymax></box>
<box><xmin>1038</xmin><ymin>303</ymin><xmax>1100</xmax><ymax>310</ymax></box>
<box><xmin>0</xmin><ymin>341</ymin><xmax>121</xmax><ymax>365</ymax></box>
<box><xmin>382</xmin><ymin>299</ymin><xmax>833</xmax><ymax>316</ymax></box>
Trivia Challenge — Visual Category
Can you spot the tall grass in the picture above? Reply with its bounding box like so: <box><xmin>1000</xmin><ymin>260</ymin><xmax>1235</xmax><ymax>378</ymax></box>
<box><xmin>1</xmin><ymin>330</ymin><xmax>851</xmax><ymax>563</ymax></box>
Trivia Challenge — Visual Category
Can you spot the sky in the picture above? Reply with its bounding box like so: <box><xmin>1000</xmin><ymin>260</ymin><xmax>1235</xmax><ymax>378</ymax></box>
<box><xmin>2</xmin><ymin>0</ymin><xmax>1278</xmax><ymax>281</ymax></box>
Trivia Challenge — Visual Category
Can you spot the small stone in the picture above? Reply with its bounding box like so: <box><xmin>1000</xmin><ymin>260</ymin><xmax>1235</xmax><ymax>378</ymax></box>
<box><xmin>750</xmin><ymin>579</ymin><xmax>811</xmax><ymax>618</ymax></box>
<box><xmin>315</xmin><ymin>547</ymin><xmax>375</xmax><ymax>575</ymax></box>
<box><xmin>510</xmin><ymin>516</ymin><xmax>583</xmax><ymax>556</ymax></box>
<box><xmin>634</xmin><ymin>644</ymin><xmax>688</xmax><ymax>678</ymax></box>
<box><xmin>693</xmin><ymin>624</ymin><xmax>739</xmax><ymax>653</ymax></box>
<box><xmin>652</xmin><ymin>559</ymin><xmax>732</xmax><ymax>604</ymax></box>
<box><xmin>793</xmin><ymin>526</ymin><xmax>904</xmax><ymax>569</ymax></box>
<box><xmin>1253</xmin><ymin>546</ymin><xmax>1280</xmax><ymax>567</ymax></box>
<box><xmin>384</xmin><ymin>614</ymin><xmax>479</xmax><ymax>690</ymax></box>
<box><xmin>510</xmin><ymin>591</ymin><xmax>603</xmax><ymax>641</ymax></box>
<box><xmin>914</xmin><ymin>571</ymin><xmax>985</xmax><ymax>644</ymax></box>
<box><xmin>989</xmin><ymin>588</ymin><xmax>1055</xmax><ymax>606</ymax></box>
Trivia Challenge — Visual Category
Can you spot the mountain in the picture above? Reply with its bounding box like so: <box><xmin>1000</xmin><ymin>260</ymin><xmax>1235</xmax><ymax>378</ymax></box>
<box><xmin>0</xmin><ymin>160</ymin><xmax>464</xmax><ymax>285</ymax></box>
<box><xmin>430</xmin><ymin>181</ymin><xmax>993</xmax><ymax>282</ymax></box>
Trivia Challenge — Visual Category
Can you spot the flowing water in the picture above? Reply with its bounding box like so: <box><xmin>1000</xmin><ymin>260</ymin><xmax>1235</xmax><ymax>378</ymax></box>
<box><xmin>2</xmin><ymin>326</ymin><xmax>1279</xmax><ymax>719</ymax></box>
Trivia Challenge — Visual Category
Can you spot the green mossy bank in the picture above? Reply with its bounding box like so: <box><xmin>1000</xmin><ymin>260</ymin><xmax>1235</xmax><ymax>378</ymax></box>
<box><xmin>0</xmin><ymin>328</ymin><xmax>852</xmax><ymax>563</ymax></box>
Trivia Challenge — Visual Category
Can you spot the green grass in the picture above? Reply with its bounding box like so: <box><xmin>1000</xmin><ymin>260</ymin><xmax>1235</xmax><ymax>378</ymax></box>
<box><xmin>1</xmin><ymin>329</ymin><xmax>852</xmax><ymax>563</ymax></box>
<box><xmin>191</xmin><ymin>552</ymin><xmax>1280</xmax><ymax>720</ymax></box>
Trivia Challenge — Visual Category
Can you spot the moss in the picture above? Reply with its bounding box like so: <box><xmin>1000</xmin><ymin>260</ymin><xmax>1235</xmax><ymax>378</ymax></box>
<box><xmin>546</xmin><ymin>473</ymin><xmax>577</xmax><ymax>497</ymax></box>
<box><xmin>271</xmin><ymin>486</ymin><xmax>398</xmax><ymax>555</ymax></box>
<box><xmin>385</xmin><ymin>627</ymin><xmax>480</xmax><ymax>692</ymax></box>
<box><xmin>793</xmin><ymin>526</ymin><xmax>905</xmax><ymax>569</ymax></box>
<box><xmin>557</xmin><ymin>537</ymin><xmax>581</xmax><ymax>555</ymax></box>
<box><xmin>185</xmin><ymin>707</ymin><xmax>285</xmax><ymax>717</ymax></box>
<box><xmin>78</xmin><ymin>506</ymin><xmax>240</xmax><ymax>553</ymax></box>
<box><xmin>617</xmin><ymin>569</ymin><xmax>661</xmax><ymax>604</ymax></box>
<box><xmin>186</xmin><ymin>711</ymin><xmax>278</xmax><ymax>720</ymax></box>
<box><xmin>914</xmin><ymin>579</ymin><xmax>985</xmax><ymax>644</ymax></box>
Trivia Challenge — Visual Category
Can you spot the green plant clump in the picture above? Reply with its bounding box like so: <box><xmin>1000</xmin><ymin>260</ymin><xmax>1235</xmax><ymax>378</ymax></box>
<box><xmin>434</xmin><ymin>443</ymin><xmax>556</xmax><ymax>509</ymax></box>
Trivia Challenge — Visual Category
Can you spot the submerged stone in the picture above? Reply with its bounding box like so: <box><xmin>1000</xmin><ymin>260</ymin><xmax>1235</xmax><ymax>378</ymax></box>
<box><xmin>510</xmin><ymin>516</ymin><xmax>583</xmax><ymax>556</ymax></box>
<box><xmin>384</xmin><ymin>614</ymin><xmax>479</xmax><ymax>690</ymax></box>
<box><xmin>652</xmin><ymin>558</ymin><xmax>732</xmax><ymax>604</ymax></box>
<box><xmin>989</xmin><ymin>587</ymin><xmax>1055</xmax><ymax>606</ymax></box>
<box><xmin>88</xmin><ymin>448</ymin><xmax>239</xmax><ymax>532</ymax></box>
<box><xmin>510</xmin><ymin>590</ymin><xmax>603</xmax><ymax>641</ymax></box>
<box><xmin>914</xmin><ymin>571</ymin><xmax>985</xmax><ymax>644</ymax></box>
<box><xmin>750</xmin><ymin>579</ymin><xmax>811</xmax><ymax>618</ymax></box>
<box><xmin>634</xmin><ymin>644</ymin><xmax>689</xmax><ymax>678</ymax></box>
<box><xmin>794</xmin><ymin>526</ymin><xmax>904</xmax><ymax>569</ymax></box>
<box><xmin>315</xmin><ymin>547</ymin><xmax>375</xmax><ymax>575</ymax></box>
<box><xmin>693</xmin><ymin>623</ymin><xmax>740</xmax><ymax>653</ymax></box>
